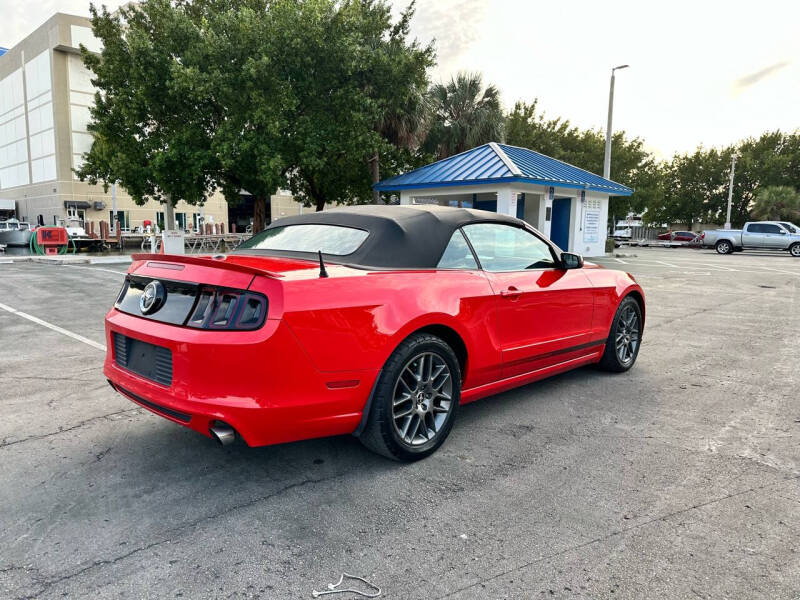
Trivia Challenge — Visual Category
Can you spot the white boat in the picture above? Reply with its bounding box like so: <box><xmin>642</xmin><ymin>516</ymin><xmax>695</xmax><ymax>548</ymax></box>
<box><xmin>0</xmin><ymin>218</ymin><xmax>33</xmax><ymax>247</ymax></box>
<box><xmin>59</xmin><ymin>216</ymin><xmax>88</xmax><ymax>239</ymax></box>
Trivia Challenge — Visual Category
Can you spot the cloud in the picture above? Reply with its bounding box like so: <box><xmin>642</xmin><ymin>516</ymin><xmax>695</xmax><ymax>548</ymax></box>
<box><xmin>733</xmin><ymin>60</ymin><xmax>790</xmax><ymax>91</ymax></box>
<box><xmin>0</xmin><ymin>0</ymin><xmax>128</xmax><ymax>49</ymax></box>
<box><xmin>407</xmin><ymin>0</ymin><xmax>488</xmax><ymax>79</ymax></box>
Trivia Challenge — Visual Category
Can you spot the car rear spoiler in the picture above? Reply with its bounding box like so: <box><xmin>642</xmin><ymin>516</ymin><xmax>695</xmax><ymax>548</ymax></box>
<box><xmin>131</xmin><ymin>253</ymin><xmax>284</xmax><ymax>279</ymax></box>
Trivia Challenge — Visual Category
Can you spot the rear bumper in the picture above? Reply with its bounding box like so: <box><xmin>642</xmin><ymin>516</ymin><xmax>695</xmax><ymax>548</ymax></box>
<box><xmin>104</xmin><ymin>309</ymin><xmax>378</xmax><ymax>446</ymax></box>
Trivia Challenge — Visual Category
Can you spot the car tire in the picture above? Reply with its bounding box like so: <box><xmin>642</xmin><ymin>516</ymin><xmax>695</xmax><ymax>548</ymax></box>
<box><xmin>360</xmin><ymin>333</ymin><xmax>461</xmax><ymax>461</ymax></box>
<box><xmin>597</xmin><ymin>296</ymin><xmax>642</xmax><ymax>373</ymax></box>
<box><xmin>715</xmin><ymin>240</ymin><xmax>733</xmax><ymax>254</ymax></box>
<box><xmin>790</xmin><ymin>243</ymin><xmax>800</xmax><ymax>257</ymax></box>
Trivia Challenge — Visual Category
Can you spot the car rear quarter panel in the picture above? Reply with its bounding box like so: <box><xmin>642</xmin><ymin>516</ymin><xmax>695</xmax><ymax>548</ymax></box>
<box><xmin>274</xmin><ymin>269</ymin><xmax>502</xmax><ymax>389</ymax></box>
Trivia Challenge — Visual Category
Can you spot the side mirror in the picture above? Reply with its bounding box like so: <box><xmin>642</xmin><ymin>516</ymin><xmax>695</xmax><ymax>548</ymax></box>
<box><xmin>561</xmin><ymin>252</ymin><xmax>584</xmax><ymax>269</ymax></box>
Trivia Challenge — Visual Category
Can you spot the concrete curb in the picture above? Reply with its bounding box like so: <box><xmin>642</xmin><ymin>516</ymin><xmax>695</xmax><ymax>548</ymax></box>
<box><xmin>31</xmin><ymin>256</ymin><xmax>90</xmax><ymax>265</ymax></box>
<box><xmin>88</xmin><ymin>255</ymin><xmax>133</xmax><ymax>264</ymax></box>
<box><xmin>1</xmin><ymin>255</ymin><xmax>132</xmax><ymax>265</ymax></box>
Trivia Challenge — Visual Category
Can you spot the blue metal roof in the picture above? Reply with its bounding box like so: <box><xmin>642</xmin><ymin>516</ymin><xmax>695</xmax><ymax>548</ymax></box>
<box><xmin>375</xmin><ymin>142</ymin><xmax>633</xmax><ymax>196</ymax></box>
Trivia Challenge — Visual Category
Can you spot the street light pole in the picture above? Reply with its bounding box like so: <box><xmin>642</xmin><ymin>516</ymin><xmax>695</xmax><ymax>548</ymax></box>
<box><xmin>603</xmin><ymin>64</ymin><xmax>629</xmax><ymax>180</ymax></box>
<box><xmin>724</xmin><ymin>154</ymin><xmax>738</xmax><ymax>230</ymax></box>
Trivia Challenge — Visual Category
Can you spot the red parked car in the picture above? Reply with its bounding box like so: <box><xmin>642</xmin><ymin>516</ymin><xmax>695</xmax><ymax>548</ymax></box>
<box><xmin>104</xmin><ymin>206</ymin><xmax>645</xmax><ymax>461</ymax></box>
<box><xmin>657</xmin><ymin>230</ymin><xmax>697</xmax><ymax>242</ymax></box>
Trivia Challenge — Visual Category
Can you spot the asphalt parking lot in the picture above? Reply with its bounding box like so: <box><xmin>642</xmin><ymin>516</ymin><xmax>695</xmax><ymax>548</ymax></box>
<box><xmin>1</xmin><ymin>247</ymin><xmax>799</xmax><ymax>599</ymax></box>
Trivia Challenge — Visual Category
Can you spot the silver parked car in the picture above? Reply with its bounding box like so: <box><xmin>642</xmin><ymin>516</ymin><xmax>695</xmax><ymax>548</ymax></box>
<box><xmin>701</xmin><ymin>221</ymin><xmax>800</xmax><ymax>256</ymax></box>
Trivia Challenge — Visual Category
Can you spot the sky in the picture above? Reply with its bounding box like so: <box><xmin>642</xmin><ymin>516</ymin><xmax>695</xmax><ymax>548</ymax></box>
<box><xmin>2</xmin><ymin>0</ymin><xmax>798</xmax><ymax>158</ymax></box>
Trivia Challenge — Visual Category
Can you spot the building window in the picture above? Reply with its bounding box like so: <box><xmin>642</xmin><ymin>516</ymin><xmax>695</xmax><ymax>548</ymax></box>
<box><xmin>192</xmin><ymin>212</ymin><xmax>204</xmax><ymax>231</ymax></box>
<box><xmin>155</xmin><ymin>212</ymin><xmax>188</xmax><ymax>231</ymax></box>
<box><xmin>109</xmin><ymin>210</ymin><xmax>129</xmax><ymax>231</ymax></box>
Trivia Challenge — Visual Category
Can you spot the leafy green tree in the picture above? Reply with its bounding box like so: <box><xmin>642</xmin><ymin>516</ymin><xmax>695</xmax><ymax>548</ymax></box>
<box><xmin>367</xmin><ymin>3</ymin><xmax>434</xmax><ymax>203</ymax></box>
<box><xmin>177</xmin><ymin>0</ymin><xmax>290</xmax><ymax>232</ymax></box>
<box><xmin>424</xmin><ymin>72</ymin><xmax>504</xmax><ymax>159</ymax></box>
<box><xmin>77</xmin><ymin>0</ymin><xmax>221</xmax><ymax>229</ymax></box>
<box><xmin>268</xmin><ymin>0</ymin><xmax>433</xmax><ymax>211</ymax></box>
<box><xmin>78</xmin><ymin>0</ymin><xmax>291</xmax><ymax>233</ymax></box>
<box><xmin>750</xmin><ymin>186</ymin><xmax>800</xmax><ymax>221</ymax></box>
<box><xmin>505</xmin><ymin>100</ymin><xmax>656</xmax><ymax>225</ymax></box>
<box><xmin>650</xmin><ymin>148</ymin><xmax>732</xmax><ymax>227</ymax></box>
<box><xmin>724</xmin><ymin>132</ymin><xmax>796</xmax><ymax>226</ymax></box>
<box><xmin>651</xmin><ymin>131</ymin><xmax>800</xmax><ymax>228</ymax></box>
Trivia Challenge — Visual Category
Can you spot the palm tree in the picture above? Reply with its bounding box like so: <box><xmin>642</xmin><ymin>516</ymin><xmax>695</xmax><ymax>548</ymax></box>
<box><xmin>424</xmin><ymin>72</ymin><xmax>504</xmax><ymax>160</ymax></box>
<box><xmin>750</xmin><ymin>185</ymin><xmax>800</xmax><ymax>221</ymax></box>
<box><xmin>370</xmin><ymin>88</ymin><xmax>431</xmax><ymax>203</ymax></box>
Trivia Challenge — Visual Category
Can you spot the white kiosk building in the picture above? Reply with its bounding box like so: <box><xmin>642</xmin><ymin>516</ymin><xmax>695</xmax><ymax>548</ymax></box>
<box><xmin>375</xmin><ymin>143</ymin><xmax>633</xmax><ymax>257</ymax></box>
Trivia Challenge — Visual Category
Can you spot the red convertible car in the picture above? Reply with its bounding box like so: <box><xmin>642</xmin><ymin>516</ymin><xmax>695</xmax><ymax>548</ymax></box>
<box><xmin>105</xmin><ymin>205</ymin><xmax>644</xmax><ymax>460</ymax></box>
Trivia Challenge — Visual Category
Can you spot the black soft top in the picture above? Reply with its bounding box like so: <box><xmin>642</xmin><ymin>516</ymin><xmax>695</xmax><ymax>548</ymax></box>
<box><xmin>235</xmin><ymin>204</ymin><xmax>525</xmax><ymax>269</ymax></box>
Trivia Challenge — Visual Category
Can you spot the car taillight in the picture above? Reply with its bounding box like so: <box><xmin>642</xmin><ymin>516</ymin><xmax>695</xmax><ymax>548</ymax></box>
<box><xmin>187</xmin><ymin>287</ymin><xmax>267</xmax><ymax>330</ymax></box>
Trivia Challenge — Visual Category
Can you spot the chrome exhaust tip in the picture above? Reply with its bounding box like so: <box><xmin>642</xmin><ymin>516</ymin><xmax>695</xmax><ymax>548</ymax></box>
<box><xmin>210</xmin><ymin>423</ymin><xmax>236</xmax><ymax>446</ymax></box>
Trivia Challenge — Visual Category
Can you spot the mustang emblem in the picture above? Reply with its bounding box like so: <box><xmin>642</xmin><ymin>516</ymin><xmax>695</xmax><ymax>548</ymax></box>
<box><xmin>139</xmin><ymin>281</ymin><xmax>166</xmax><ymax>314</ymax></box>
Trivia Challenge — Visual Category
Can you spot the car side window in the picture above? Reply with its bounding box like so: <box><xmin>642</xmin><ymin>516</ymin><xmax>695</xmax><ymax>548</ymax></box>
<box><xmin>747</xmin><ymin>224</ymin><xmax>763</xmax><ymax>233</ymax></box>
<box><xmin>437</xmin><ymin>230</ymin><xmax>478</xmax><ymax>269</ymax></box>
<box><xmin>462</xmin><ymin>223</ymin><xmax>556</xmax><ymax>272</ymax></box>
<box><xmin>761</xmin><ymin>224</ymin><xmax>781</xmax><ymax>234</ymax></box>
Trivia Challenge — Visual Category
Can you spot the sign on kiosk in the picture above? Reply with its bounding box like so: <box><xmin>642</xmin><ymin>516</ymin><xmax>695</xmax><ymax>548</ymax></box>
<box><xmin>161</xmin><ymin>230</ymin><xmax>185</xmax><ymax>254</ymax></box>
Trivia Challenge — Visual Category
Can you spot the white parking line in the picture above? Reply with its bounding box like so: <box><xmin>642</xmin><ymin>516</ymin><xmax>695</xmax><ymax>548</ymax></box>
<box><xmin>758</xmin><ymin>266</ymin><xmax>800</xmax><ymax>276</ymax></box>
<box><xmin>613</xmin><ymin>258</ymin><xmax>628</xmax><ymax>264</ymax></box>
<box><xmin>0</xmin><ymin>301</ymin><xmax>106</xmax><ymax>352</ymax></box>
<box><xmin>63</xmin><ymin>264</ymin><xmax>128</xmax><ymax>276</ymax></box>
<box><xmin>599</xmin><ymin>255</ymin><xmax>800</xmax><ymax>275</ymax></box>
<box><xmin>698</xmin><ymin>263</ymin><xmax>738</xmax><ymax>271</ymax></box>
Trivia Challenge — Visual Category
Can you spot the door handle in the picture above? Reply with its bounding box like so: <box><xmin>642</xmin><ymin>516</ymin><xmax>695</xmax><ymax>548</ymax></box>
<box><xmin>500</xmin><ymin>286</ymin><xmax>522</xmax><ymax>300</ymax></box>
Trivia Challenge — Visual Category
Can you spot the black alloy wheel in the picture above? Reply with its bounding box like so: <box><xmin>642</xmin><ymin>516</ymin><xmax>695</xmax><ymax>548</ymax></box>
<box><xmin>597</xmin><ymin>296</ymin><xmax>642</xmax><ymax>372</ymax></box>
<box><xmin>360</xmin><ymin>333</ymin><xmax>461</xmax><ymax>461</ymax></box>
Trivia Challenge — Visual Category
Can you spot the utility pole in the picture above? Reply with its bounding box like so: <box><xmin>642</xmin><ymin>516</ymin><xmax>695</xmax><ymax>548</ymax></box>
<box><xmin>603</xmin><ymin>64</ymin><xmax>629</xmax><ymax>180</ymax></box>
<box><xmin>724</xmin><ymin>154</ymin><xmax>738</xmax><ymax>230</ymax></box>
<box><xmin>603</xmin><ymin>65</ymin><xmax>628</xmax><ymax>232</ymax></box>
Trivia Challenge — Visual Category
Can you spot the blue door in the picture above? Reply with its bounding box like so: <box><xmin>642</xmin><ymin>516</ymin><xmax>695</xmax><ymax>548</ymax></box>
<box><xmin>550</xmin><ymin>198</ymin><xmax>571</xmax><ymax>250</ymax></box>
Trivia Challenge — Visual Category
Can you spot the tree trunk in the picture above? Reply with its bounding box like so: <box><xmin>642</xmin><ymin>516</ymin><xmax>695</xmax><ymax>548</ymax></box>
<box><xmin>369</xmin><ymin>151</ymin><xmax>381</xmax><ymax>204</ymax></box>
<box><xmin>163</xmin><ymin>198</ymin><xmax>176</xmax><ymax>230</ymax></box>
<box><xmin>253</xmin><ymin>195</ymin><xmax>267</xmax><ymax>233</ymax></box>
<box><xmin>307</xmin><ymin>176</ymin><xmax>325</xmax><ymax>212</ymax></box>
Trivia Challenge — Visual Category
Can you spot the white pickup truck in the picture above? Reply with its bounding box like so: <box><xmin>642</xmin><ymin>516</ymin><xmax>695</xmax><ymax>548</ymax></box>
<box><xmin>701</xmin><ymin>221</ymin><xmax>800</xmax><ymax>256</ymax></box>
